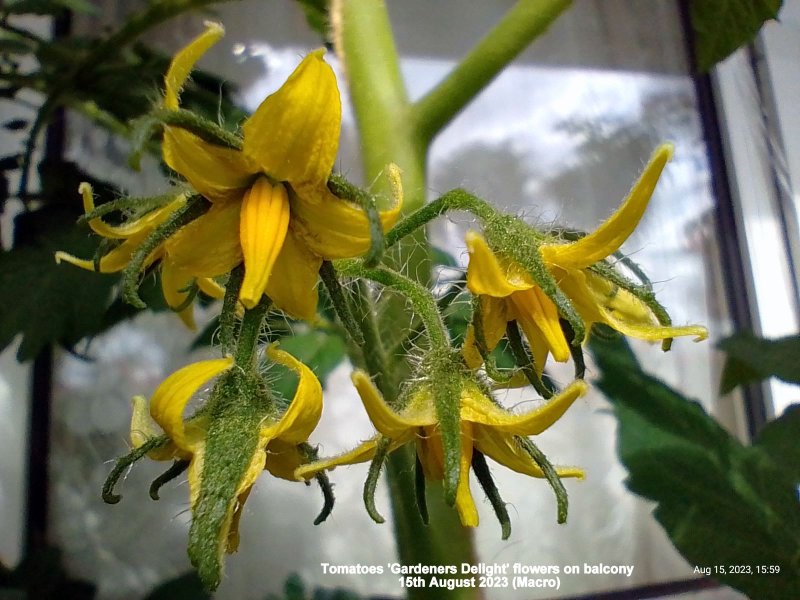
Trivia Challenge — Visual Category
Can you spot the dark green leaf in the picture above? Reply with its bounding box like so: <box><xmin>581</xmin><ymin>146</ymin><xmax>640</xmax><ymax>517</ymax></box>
<box><xmin>144</xmin><ymin>572</ymin><xmax>210</xmax><ymax>600</ymax></box>
<box><xmin>718</xmin><ymin>332</ymin><xmax>800</xmax><ymax>393</ymax></box>
<box><xmin>295</xmin><ymin>0</ymin><xmax>330</xmax><ymax>42</ymax></box>
<box><xmin>0</xmin><ymin>211</ymin><xmax>118</xmax><ymax>360</ymax></box>
<box><xmin>689</xmin><ymin>0</ymin><xmax>782</xmax><ymax>72</ymax></box>
<box><xmin>591</xmin><ymin>335</ymin><xmax>800</xmax><ymax>599</ymax></box>
<box><xmin>4</xmin><ymin>0</ymin><xmax>98</xmax><ymax>15</ymax></box>
<box><xmin>755</xmin><ymin>404</ymin><xmax>800</xmax><ymax>484</ymax></box>
<box><xmin>278</xmin><ymin>330</ymin><xmax>346</xmax><ymax>385</ymax></box>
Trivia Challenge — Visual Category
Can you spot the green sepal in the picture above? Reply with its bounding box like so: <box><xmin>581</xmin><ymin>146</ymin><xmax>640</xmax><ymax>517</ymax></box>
<box><xmin>121</xmin><ymin>195</ymin><xmax>209</xmax><ymax>309</ymax></box>
<box><xmin>363</xmin><ymin>436</ymin><xmax>391</xmax><ymax>524</ymax></box>
<box><xmin>472</xmin><ymin>450</ymin><xmax>511</xmax><ymax>540</ymax></box>
<box><xmin>518</xmin><ymin>436</ymin><xmax>569</xmax><ymax>524</ymax></box>
<box><xmin>187</xmin><ymin>369</ymin><xmax>272</xmax><ymax>591</ymax></box>
<box><xmin>429</xmin><ymin>358</ymin><xmax>464</xmax><ymax>507</ymax></box>
<box><xmin>414</xmin><ymin>452</ymin><xmax>429</xmax><ymax>525</ymax></box>
<box><xmin>102</xmin><ymin>435</ymin><xmax>168</xmax><ymax>504</ymax></box>
<box><xmin>327</xmin><ymin>174</ymin><xmax>384</xmax><ymax>268</ymax></box>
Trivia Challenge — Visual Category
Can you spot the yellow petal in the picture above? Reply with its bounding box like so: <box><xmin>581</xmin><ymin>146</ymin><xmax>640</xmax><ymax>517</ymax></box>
<box><xmin>291</xmin><ymin>184</ymin><xmax>401</xmax><ymax>259</ymax></box>
<box><xmin>187</xmin><ymin>443</ymin><xmax>206</xmax><ymax>509</ymax></box>
<box><xmin>164</xmin><ymin>22</ymin><xmax>224</xmax><ymax>110</ymax></box>
<box><xmin>260</xmin><ymin>345</ymin><xmax>322</xmax><ymax>443</ymax></box>
<box><xmin>130</xmin><ymin>395</ymin><xmax>184</xmax><ymax>461</ymax></box>
<box><xmin>165</xmin><ymin>198</ymin><xmax>243</xmax><ymax>278</ymax></box>
<box><xmin>461</xmin><ymin>379</ymin><xmax>588</xmax><ymax>435</ymax></box>
<box><xmin>149</xmin><ymin>357</ymin><xmax>234</xmax><ymax>452</ymax></box>
<box><xmin>509</xmin><ymin>288</ymin><xmax>570</xmax><ymax>363</ymax></box>
<box><xmin>160</xmin><ymin>260</ymin><xmax>196</xmax><ymax>330</ymax></box>
<box><xmin>55</xmin><ymin>237</ymin><xmax>163</xmax><ymax>274</ymax></box>
<box><xmin>80</xmin><ymin>183</ymin><xmax>187</xmax><ymax>240</ymax></box>
<box><xmin>197</xmin><ymin>277</ymin><xmax>226</xmax><ymax>299</ymax></box>
<box><xmin>226</xmin><ymin>487</ymin><xmax>252</xmax><ymax>553</ymax></box>
<box><xmin>465</xmin><ymin>231</ymin><xmax>534</xmax><ymax>297</ymax></box>
<box><xmin>263</xmin><ymin>439</ymin><xmax>305</xmax><ymax>481</ymax></box>
<box><xmin>455</xmin><ymin>422</ymin><xmax>478</xmax><ymax>527</ymax></box>
<box><xmin>239</xmin><ymin>179</ymin><xmax>290</xmax><ymax>308</ymax></box>
<box><xmin>541</xmin><ymin>144</ymin><xmax>674</xmax><ymax>268</ymax></box>
<box><xmin>162</xmin><ymin>128</ymin><xmax>254</xmax><ymax>203</ymax></box>
<box><xmin>474</xmin><ymin>426</ymin><xmax>584</xmax><ymax>479</ymax></box>
<box><xmin>351</xmin><ymin>372</ymin><xmax>435</xmax><ymax>438</ymax></box>
<box><xmin>265</xmin><ymin>228</ymin><xmax>321</xmax><ymax>320</ymax></box>
<box><xmin>294</xmin><ymin>436</ymin><xmax>387</xmax><ymax>480</ymax></box>
<box><xmin>462</xmin><ymin>296</ymin><xmax>508</xmax><ymax>368</ymax></box>
<box><xmin>242</xmin><ymin>50</ymin><xmax>341</xmax><ymax>186</ymax></box>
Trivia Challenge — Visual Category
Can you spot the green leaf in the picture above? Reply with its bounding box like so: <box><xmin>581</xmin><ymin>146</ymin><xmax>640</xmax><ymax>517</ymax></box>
<box><xmin>4</xmin><ymin>0</ymin><xmax>98</xmax><ymax>15</ymax></box>
<box><xmin>591</xmin><ymin>335</ymin><xmax>800</xmax><ymax>599</ymax></box>
<box><xmin>755</xmin><ymin>404</ymin><xmax>800</xmax><ymax>484</ymax></box>
<box><xmin>0</xmin><ymin>208</ymin><xmax>118</xmax><ymax>361</ymax></box>
<box><xmin>295</xmin><ymin>0</ymin><xmax>330</xmax><ymax>42</ymax></box>
<box><xmin>689</xmin><ymin>0</ymin><xmax>782</xmax><ymax>72</ymax></box>
<box><xmin>718</xmin><ymin>332</ymin><xmax>800</xmax><ymax>393</ymax></box>
<box><xmin>278</xmin><ymin>330</ymin><xmax>346</xmax><ymax>385</ymax></box>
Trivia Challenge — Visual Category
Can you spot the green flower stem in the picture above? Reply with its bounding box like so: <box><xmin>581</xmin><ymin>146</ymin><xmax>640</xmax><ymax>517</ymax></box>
<box><xmin>319</xmin><ymin>260</ymin><xmax>366</xmax><ymax>347</ymax></box>
<box><xmin>336</xmin><ymin>1</ymin><xmax>478</xmax><ymax>589</ymax></box>
<box><xmin>337</xmin><ymin>262</ymin><xmax>449</xmax><ymax>352</ymax></box>
<box><xmin>385</xmin><ymin>189</ymin><xmax>497</xmax><ymax>248</ymax></box>
<box><xmin>234</xmin><ymin>296</ymin><xmax>271</xmax><ymax>368</ymax></box>
<box><xmin>412</xmin><ymin>0</ymin><xmax>572</xmax><ymax>144</ymax></box>
<box><xmin>351</xmin><ymin>280</ymin><xmax>396</xmax><ymax>401</ymax></box>
<box><xmin>219</xmin><ymin>265</ymin><xmax>244</xmax><ymax>355</ymax></box>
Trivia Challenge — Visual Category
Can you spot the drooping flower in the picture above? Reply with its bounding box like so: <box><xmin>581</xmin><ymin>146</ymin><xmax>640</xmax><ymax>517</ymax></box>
<box><xmin>55</xmin><ymin>183</ymin><xmax>224</xmax><ymax>328</ymax></box>
<box><xmin>129</xmin><ymin>346</ymin><xmax>322</xmax><ymax>587</ymax></box>
<box><xmin>296</xmin><ymin>368</ymin><xmax>587</xmax><ymax>529</ymax></box>
<box><xmin>463</xmin><ymin>144</ymin><xmax>707</xmax><ymax>373</ymax></box>
<box><xmin>157</xmin><ymin>22</ymin><xmax>401</xmax><ymax>319</ymax></box>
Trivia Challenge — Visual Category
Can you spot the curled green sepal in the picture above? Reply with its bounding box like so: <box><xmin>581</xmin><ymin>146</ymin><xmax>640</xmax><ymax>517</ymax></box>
<box><xmin>313</xmin><ymin>471</ymin><xmax>335</xmax><ymax>525</ymax></box>
<box><xmin>319</xmin><ymin>260</ymin><xmax>365</xmax><ymax>346</ymax></box>
<box><xmin>327</xmin><ymin>173</ymin><xmax>384</xmax><ymax>267</ymax></box>
<box><xmin>149</xmin><ymin>459</ymin><xmax>190</xmax><ymax>500</ymax></box>
<box><xmin>121</xmin><ymin>195</ymin><xmax>209</xmax><ymax>308</ymax></box>
<box><xmin>472</xmin><ymin>450</ymin><xmax>511</xmax><ymax>540</ymax></box>
<box><xmin>364</xmin><ymin>436</ymin><xmax>391</xmax><ymax>523</ymax></box>
<box><xmin>414</xmin><ymin>453</ymin><xmax>429</xmax><ymax>525</ymax></box>
<box><xmin>102</xmin><ymin>435</ymin><xmax>169</xmax><ymax>504</ymax></box>
<box><xmin>518</xmin><ymin>436</ymin><xmax>569</xmax><ymax>524</ymax></box>
<box><xmin>77</xmin><ymin>192</ymin><xmax>179</xmax><ymax>224</ymax></box>
<box><xmin>560</xmin><ymin>319</ymin><xmax>586</xmax><ymax>379</ymax></box>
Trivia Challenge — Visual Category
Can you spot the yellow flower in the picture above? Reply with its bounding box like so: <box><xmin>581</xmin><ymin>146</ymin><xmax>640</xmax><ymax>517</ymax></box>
<box><xmin>158</xmin><ymin>22</ymin><xmax>401</xmax><ymax>319</ymax></box>
<box><xmin>463</xmin><ymin>144</ymin><xmax>707</xmax><ymax>372</ymax></box>
<box><xmin>296</xmin><ymin>371</ymin><xmax>587</xmax><ymax>527</ymax></box>
<box><xmin>130</xmin><ymin>346</ymin><xmax>322</xmax><ymax>566</ymax></box>
<box><xmin>55</xmin><ymin>183</ymin><xmax>224</xmax><ymax>329</ymax></box>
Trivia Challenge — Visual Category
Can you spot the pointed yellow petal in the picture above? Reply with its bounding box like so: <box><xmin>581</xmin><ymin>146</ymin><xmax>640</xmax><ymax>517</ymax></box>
<box><xmin>55</xmin><ymin>236</ymin><xmax>161</xmax><ymax>274</ymax></box>
<box><xmin>160</xmin><ymin>260</ymin><xmax>196</xmax><ymax>330</ymax></box>
<box><xmin>541</xmin><ymin>144</ymin><xmax>673</xmax><ymax>268</ymax></box>
<box><xmin>261</xmin><ymin>345</ymin><xmax>322</xmax><ymax>443</ymax></box>
<box><xmin>197</xmin><ymin>277</ymin><xmax>225</xmax><ymax>299</ymax></box>
<box><xmin>466</xmin><ymin>231</ymin><xmax>534</xmax><ymax>297</ymax></box>
<box><xmin>187</xmin><ymin>443</ymin><xmax>206</xmax><ymax>508</ymax></box>
<box><xmin>164</xmin><ymin>22</ymin><xmax>225</xmax><ymax>110</ymax></box>
<box><xmin>226</xmin><ymin>487</ymin><xmax>252</xmax><ymax>553</ymax></box>
<box><xmin>294</xmin><ymin>436</ymin><xmax>396</xmax><ymax>480</ymax></box>
<box><xmin>351</xmin><ymin>372</ymin><xmax>435</xmax><ymax>438</ymax></box>
<box><xmin>474</xmin><ymin>426</ymin><xmax>584</xmax><ymax>479</ymax></box>
<box><xmin>165</xmin><ymin>198</ymin><xmax>243</xmax><ymax>278</ymax></box>
<box><xmin>509</xmin><ymin>288</ymin><xmax>570</xmax><ymax>363</ymax></box>
<box><xmin>455</xmin><ymin>422</ymin><xmax>478</xmax><ymax>527</ymax></box>
<box><xmin>162</xmin><ymin>128</ymin><xmax>254</xmax><ymax>203</ymax></box>
<box><xmin>149</xmin><ymin>357</ymin><xmax>234</xmax><ymax>452</ymax></box>
<box><xmin>81</xmin><ymin>184</ymin><xmax>186</xmax><ymax>240</ymax></box>
<box><xmin>242</xmin><ymin>50</ymin><xmax>340</xmax><ymax>186</ymax></box>
<box><xmin>461</xmin><ymin>380</ymin><xmax>588</xmax><ymax>435</ymax></box>
<box><xmin>291</xmin><ymin>184</ymin><xmax>401</xmax><ymax>259</ymax></box>
<box><xmin>265</xmin><ymin>228</ymin><xmax>321</xmax><ymax>320</ymax></box>
<box><xmin>130</xmin><ymin>395</ymin><xmax>183</xmax><ymax>461</ymax></box>
<box><xmin>239</xmin><ymin>180</ymin><xmax>290</xmax><ymax>309</ymax></box>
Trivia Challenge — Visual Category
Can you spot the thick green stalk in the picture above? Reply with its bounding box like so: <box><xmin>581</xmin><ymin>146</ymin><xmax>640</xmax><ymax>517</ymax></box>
<box><xmin>334</xmin><ymin>2</ymin><xmax>477</xmax><ymax>595</ymax></box>
<box><xmin>413</xmin><ymin>0</ymin><xmax>572</xmax><ymax>144</ymax></box>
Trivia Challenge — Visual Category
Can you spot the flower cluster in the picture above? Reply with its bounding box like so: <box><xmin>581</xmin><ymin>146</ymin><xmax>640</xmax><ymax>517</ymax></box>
<box><xmin>64</xmin><ymin>22</ymin><xmax>707</xmax><ymax>591</ymax></box>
